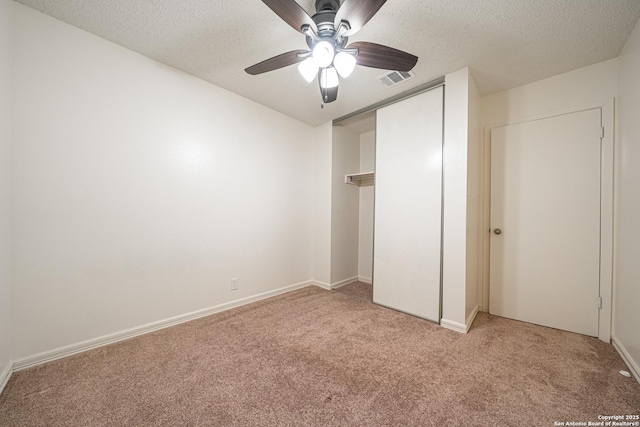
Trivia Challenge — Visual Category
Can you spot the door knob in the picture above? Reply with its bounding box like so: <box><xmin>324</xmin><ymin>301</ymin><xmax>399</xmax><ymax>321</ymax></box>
<box><xmin>494</xmin><ymin>228</ymin><xmax>502</xmax><ymax>235</ymax></box>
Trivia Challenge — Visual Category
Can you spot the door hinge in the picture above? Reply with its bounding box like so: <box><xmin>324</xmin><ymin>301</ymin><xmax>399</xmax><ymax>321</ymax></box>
<box><xmin>598</xmin><ymin>297</ymin><xmax>602</xmax><ymax>309</ymax></box>
<box><xmin>600</xmin><ymin>127</ymin><xmax>605</xmax><ymax>139</ymax></box>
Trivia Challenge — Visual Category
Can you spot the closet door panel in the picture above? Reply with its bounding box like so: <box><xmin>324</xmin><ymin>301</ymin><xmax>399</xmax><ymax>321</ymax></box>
<box><xmin>373</xmin><ymin>87</ymin><xmax>443</xmax><ymax>321</ymax></box>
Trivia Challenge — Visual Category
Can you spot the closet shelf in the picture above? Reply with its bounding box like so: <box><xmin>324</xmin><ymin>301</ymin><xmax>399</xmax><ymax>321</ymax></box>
<box><xmin>345</xmin><ymin>171</ymin><xmax>374</xmax><ymax>186</ymax></box>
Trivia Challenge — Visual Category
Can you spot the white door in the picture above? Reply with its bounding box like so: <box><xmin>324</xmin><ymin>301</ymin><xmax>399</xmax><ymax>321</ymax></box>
<box><xmin>490</xmin><ymin>109</ymin><xmax>602</xmax><ymax>336</ymax></box>
<box><xmin>373</xmin><ymin>87</ymin><xmax>443</xmax><ymax>321</ymax></box>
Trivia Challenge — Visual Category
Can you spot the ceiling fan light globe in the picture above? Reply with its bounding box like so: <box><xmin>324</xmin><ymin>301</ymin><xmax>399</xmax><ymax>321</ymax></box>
<box><xmin>312</xmin><ymin>41</ymin><xmax>335</xmax><ymax>68</ymax></box>
<box><xmin>319</xmin><ymin>67</ymin><xmax>339</xmax><ymax>89</ymax></box>
<box><xmin>334</xmin><ymin>52</ymin><xmax>356</xmax><ymax>78</ymax></box>
<box><xmin>298</xmin><ymin>57</ymin><xmax>319</xmax><ymax>82</ymax></box>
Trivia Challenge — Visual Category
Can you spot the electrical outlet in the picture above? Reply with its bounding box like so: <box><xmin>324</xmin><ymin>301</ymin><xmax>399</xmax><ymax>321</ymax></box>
<box><xmin>231</xmin><ymin>278</ymin><xmax>239</xmax><ymax>291</ymax></box>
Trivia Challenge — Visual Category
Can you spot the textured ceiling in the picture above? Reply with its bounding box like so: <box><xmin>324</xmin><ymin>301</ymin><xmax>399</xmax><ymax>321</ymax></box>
<box><xmin>15</xmin><ymin>0</ymin><xmax>640</xmax><ymax>126</ymax></box>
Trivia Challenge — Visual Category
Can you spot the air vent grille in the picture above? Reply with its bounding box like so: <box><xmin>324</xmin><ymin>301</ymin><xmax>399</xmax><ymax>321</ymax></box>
<box><xmin>377</xmin><ymin>70</ymin><xmax>415</xmax><ymax>88</ymax></box>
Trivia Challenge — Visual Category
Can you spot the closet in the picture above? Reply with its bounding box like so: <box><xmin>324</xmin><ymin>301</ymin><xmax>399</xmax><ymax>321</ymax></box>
<box><xmin>332</xmin><ymin>85</ymin><xmax>444</xmax><ymax>321</ymax></box>
<box><xmin>373</xmin><ymin>86</ymin><xmax>443</xmax><ymax>322</ymax></box>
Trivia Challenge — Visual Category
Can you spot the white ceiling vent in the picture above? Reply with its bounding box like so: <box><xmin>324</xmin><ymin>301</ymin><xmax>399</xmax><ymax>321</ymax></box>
<box><xmin>377</xmin><ymin>70</ymin><xmax>415</xmax><ymax>88</ymax></box>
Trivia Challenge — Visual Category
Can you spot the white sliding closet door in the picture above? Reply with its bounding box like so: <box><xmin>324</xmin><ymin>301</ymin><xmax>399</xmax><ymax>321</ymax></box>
<box><xmin>373</xmin><ymin>87</ymin><xmax>443</xmax><ymax>321</ymax></box>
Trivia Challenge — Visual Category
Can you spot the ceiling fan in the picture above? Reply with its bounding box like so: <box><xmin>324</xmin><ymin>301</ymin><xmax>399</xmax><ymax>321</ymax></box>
<box><xmin>245</xmin><ymin>0</ymin><xmax>418</xmax><ymax>106</ymax></box>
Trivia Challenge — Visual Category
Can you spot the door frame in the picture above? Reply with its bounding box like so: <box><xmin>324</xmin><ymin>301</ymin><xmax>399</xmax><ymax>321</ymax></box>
<box><xmin>481</xmin><ymin>99</ymin><xmax>614</xmax><ymax>342</ymax></box>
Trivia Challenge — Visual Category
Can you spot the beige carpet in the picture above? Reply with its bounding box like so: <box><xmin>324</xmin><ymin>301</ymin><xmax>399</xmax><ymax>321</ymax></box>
<box><xmin>334</xmin><ymin>280</ymin><xmax>373</xmax><ymax>301</ymax></box>
<box><xmin>1</xmin><ymin>286</ymin><xmax>639</xmax><ymax>426</ymax></box>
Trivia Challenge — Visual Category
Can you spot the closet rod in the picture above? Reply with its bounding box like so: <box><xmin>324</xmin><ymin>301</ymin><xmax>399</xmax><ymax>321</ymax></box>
<box><xmin>332</xmin><ymin>76</ymin><xmax>445</xmax><ymax>126</ymax></box>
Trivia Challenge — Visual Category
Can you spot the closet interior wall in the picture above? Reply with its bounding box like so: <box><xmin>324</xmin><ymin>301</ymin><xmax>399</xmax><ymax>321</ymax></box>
<box><xmin>358</xmin><ymin>131</ymin><xmax>375</xmax><ymax>284</ymax></box>
<box><xmin>330</xmin><ymin>122</ymin><xmax>375</xmax><ymax>288</ymax></box>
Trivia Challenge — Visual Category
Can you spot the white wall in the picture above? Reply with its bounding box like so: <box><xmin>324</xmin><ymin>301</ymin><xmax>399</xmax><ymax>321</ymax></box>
<box><xmin>441</xmin><ymin>68</ymin><xmax>470</xmax><ymax>329</ymax></box>
<box><xmin>330</xmin><ymin>126</ymin><xmax>360</xmax><ymax>285</ymax></box>
<box><xmin>0</xmin><ymin>0</ymin><xmax>13</xmax><ymax>390</ymax></box>
<box><xmin>482</xmin><ymin>58</ymin><xmax>618</xmax><ymax>126</ymax></box>
<box><xmin>12</xmin><ymin>4</ymin><xmax>315</xmax><ymax>360</ymax></box>
<box><xmin>614</xmin><ymin>17</ymin><xmax>640</xmax><ymax>381</ymax></box>
<box><xmin>358</xmin><ymin>131</ymin><xmax>375</xmax><ymax>282</ymax></box>
<box><xmin>480</xmin><ymin>59</ymin><xmax>619</xmax><ymax>312</ymax></box>
<box><xmin>465</xmin><ymin>75</ymin><xmax>481</xmax><ymax>320</ymax></box>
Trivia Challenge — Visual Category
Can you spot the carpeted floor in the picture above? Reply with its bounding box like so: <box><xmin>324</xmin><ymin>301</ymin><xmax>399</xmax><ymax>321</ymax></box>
<box><xmin>1</xmin><ymin>286</ymin><xmax>639</xmax><ymax>426</ymax></box>
<box><xmin>333</xmin><ymin>280</ymin><xmax>373</xmax><ymax>301</ymax></box>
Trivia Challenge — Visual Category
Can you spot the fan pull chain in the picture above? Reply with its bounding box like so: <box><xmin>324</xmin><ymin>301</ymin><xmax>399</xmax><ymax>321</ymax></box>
<box><xmin>321</xmin><ymin>92</ymin><xmax>328</xmax><ymax>108</ymax></box>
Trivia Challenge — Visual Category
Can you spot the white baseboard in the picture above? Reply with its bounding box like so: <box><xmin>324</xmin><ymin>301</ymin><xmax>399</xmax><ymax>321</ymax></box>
<box><xmin>440</xmin><ymin>318</ymin><xmax>467</xmax><ymax>333</ymax></box>
<box><xmin>358</xmin><ymin>276</ymin><xmax>372</xmax><ymax>284</ymax></box>
<box><xmin>13</xmin><ymin>280</ymin><xmax>315</xmax><ymax>372</ymax></box>
<box><xmin>0</xmin><ymin>361</ymin><xmax>11</xmax><ymax>395</ymax></box>
<box><xmin>331</xmin><ymin>276</ymin><xmax>359</xmax><ymax>289</ymax></box>
<box><xmin>312</xmin><ymin>281</ymin><xmax>332</xmax><ymax>290</ymax></box>
<box><xmin>612</xmin><ymin>336</ymin><xmax>640</xmax><ymax>385</ymax></box>
<box><xmin>441</xmin><ymin>305</ymin><xmax>479</xmax><ymax>334</ymax></box>
<box><xmin>466</xmin><ymin>304</ymin><xmax>480</xmax><ymax>332</ymax></box>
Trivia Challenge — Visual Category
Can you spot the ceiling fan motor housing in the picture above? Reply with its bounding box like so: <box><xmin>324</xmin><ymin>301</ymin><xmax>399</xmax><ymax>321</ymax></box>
<box><xmin>307</xmin><ymin>0</ymin><xmax>348</xmax><ymax>51</ymax></box>
<box><xmin>315</xmin><ymin>0</ymin><xmax>340</xmax><ymax>13</ymax></box>
<box><xmin>313</xmin><ymin>0</ymin><xmax>340</xmax><ymax>36</ymax></box>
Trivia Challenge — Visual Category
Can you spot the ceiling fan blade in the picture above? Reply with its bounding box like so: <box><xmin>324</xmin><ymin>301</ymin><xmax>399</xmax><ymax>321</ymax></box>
<box><xmin>262</xmin><ymin>0</ymin><xmax>317</xmax><ymax>34</ymax></box>
<box><xmin>245</xmin><ymin>49</ymin><xmax>309</xmax><ymax>75</ymax></box>
<box><xmin>334</xmin><ymin>0</ymin><xmax>387</xmax><ymax>36</ymax></box>
<box><xmin>348</xmin><ymin>41</ymin><xmax>418</xmax><ymax>72</ymax></box>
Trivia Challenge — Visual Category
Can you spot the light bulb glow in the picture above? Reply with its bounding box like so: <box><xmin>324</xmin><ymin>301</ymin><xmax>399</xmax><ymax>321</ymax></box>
<box><xmin>312</xmin><ymin>41</ymin><xmax>335</xmax><ymax>68</ymax></box>
<box><xmin>298</xmin><ymin>57</ymin><xmax>319</xmax><ymax>82</ymax></box>
<box><xmin>319</xmin><ymin>67</ymin><xmax>339</xmax><ymax>89</ymax></box>
<box><xmin>334</xmin><ymin>52</ymin><xmax>356</xmax><ymax>78</ymax></box>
